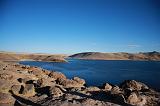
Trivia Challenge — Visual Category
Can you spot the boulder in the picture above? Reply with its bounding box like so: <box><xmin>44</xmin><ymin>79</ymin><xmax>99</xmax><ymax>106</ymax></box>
<box><xmin>111</xmin><ymin>86</ymin><xmax>122</xmax><ymax>94</ymax></box>
<box><xmin>48</xmin><ymin>71</ymin><xmax>66</xmax><ymax>80</ymax></box>
<box><xmin>73</xmin><ymin>77</ymin><xmax>85</xmax><ymax>85</ymax></box>
<box><xmin>60</xmin><ymin>79</ymin><xmax>85</xmax><ymax>88</ymax></box>
<box><xmin>56</xmin><ymin>77</ymin><xmax>65</xmax><ymax>85</ymax></box>
<box><xmin>58</xmin><ymin>77</ymin><xmax>85</xmax><ymax>88</ymax></box>
<box><xmin>31</xmin><ymin>69</ymin><xmax>45</xmax><ymax>78</ymax></box>
<box><xmin>103</xmin><ymin>83</ymin><xmax>112</xmax><ymax>91</ymax></box>
<box><xmin>126</xmin><ymin>92</ymin><xmax>147</xmax><ymax>106</ymax></box>
<box><xmin>127</xmin><ymin>92</ymin><xmax>139</xmax><ymax>104</ymax></box>
<box><xmin>85</xmin><ymin>86</ymin><xmax>100</xmax><ymax>92</ymax></box>
<box><xmin>120</xmin><ymin>80</ymin><xmax>149</xmax><ymax>91</ymax></box>
<box><xmin>37</xmin><ymin>78</ymin><xmax>56</xmax><ymax>87</ymax></box>
<box><xmin>22</xmin><ymin>84</ymin><xmax>36</xmax><ymax>97</ymax></box>
<box><xmin>49</xmin><ymin>86</ymin><xmax>63</xmax><ymax>97</ymax></box>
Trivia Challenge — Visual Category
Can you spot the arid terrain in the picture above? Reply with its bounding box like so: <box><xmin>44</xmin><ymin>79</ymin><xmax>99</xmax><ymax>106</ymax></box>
<box><xmin>0</xmin><ymin>61</ymin><xmax>160</xmax><ymax>106</ymax></box>
<box><xmin>0</xmin><ymin>51</ymin><xmax>160</xmax><ymax>106</ymax></box>
<box><xmin>1</xmin><ymin>51</ymin><xmax>160</xmax><ymax>62</ymax></box>
<box><xmin>0</xmin><ymin>51</ymin><xmax>67</xmax><ymax>62</ymax></box>
<box><xmin>69</xmin><ymin>51</ymin><xmax>160</xmax><ymax>61</ymax></box>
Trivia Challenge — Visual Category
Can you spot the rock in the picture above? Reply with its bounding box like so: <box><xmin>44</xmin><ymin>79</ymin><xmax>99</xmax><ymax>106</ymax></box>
<box><xmin>3</xmin><ymin>67</ymin><xmax>5</xmax><ymax>70</ymax></box>
<box><xmin>49</xmin><ymin>86</ymin><xmax>63</xmax><ymax>97</ymax></box>
<box><xmin>73</xmin><ymin>77</ymin><xmax>85</xmax><ymax>85</ymax></box>
<box><xmin>58</xmin><ymin>77</ymin><xmax>85</xmax><ymax>88</ymax></box>
<box><xmin>0</xmin><ymin>92</ymin><xmax>15</xmax><ymax>104</ymax></box>
<box><xmin>137</xmin><ymin>96</ymin><xmax>147</xmax><ymax>106</ymax></box>
<box><xmin>126</xmin><ymin>92</ymin><xmax>147</xmax><ymax>106</ymax></box>
<box><xmin>111</xmin><ymin>86</ymin><xmax>122</xmax><ymax>94</ymax></box>
<box><xmin>29</xmin><ymin>94</ymin><xmax>48</xmax><ymax>102</ymax></box>
<box><xmin>65</xmin><ymin>87</ymin><xmax>81</xmax><ymax>93</ymax></box>
<box><xmin>25</xmin><ymin>65</ymin><xmax>30</xmax><ymax>69</ymax></box>
<box><xmin>64</xmin><ymin>93</ymin><xmax>82</xmax><ymax>101</ymax></box>
<box><xmin>0</xmin><ymin>73</ymin><xmax>13</xmax><ymax>80</ymax></box>
<box><xmin>127</xmin><ymin>92</ymin><xmax>139</xmax><ymax>105</ymax></box>
<box><xmin>17</xmin><ymin>77</ymin><xmax>34</xmax><ymax>84</ymax></box>
<box><xmin>22</xmin><ymin>84</ymin><xmax>36</xmax><ymax>97</ymax></box>
<box><xmin>56</xmin><ymin>77</ymin><xmax>65</xmax><ymax>85</ymax></box>
<box><xmin>38</xmin><ymin>100</ymin><xmax>82</xmax><ymax>106</ymax></box>
<box><xmin>120</xmin><ymin>80</ymin><xmax>149</xmax><ymax>91</ymax></box>
<box><xmin>42</xmin><ymin>69</ymin><xmax>50</xmax><ymax>75</ymax></box>
<box><xmin>37</xmin><ymin>94</ymin><xmax>48</xmax><ymax>101</ymax></box>
<box><xmin>81</xmin><ymin>98</ymin><xmax>115</xmax><ymax>106</ymax></box>
<box><xmin>113</xmin><ymin>94</ymin><xmax>126</xmax><ymax>104</ymax></box>
<box><xmin>103</xmin><ymin>83</ymin><xmax>112</xmax><ymax>91</ymax></box>
<box><xmin>11</xmin><ymin>85</ymin><xmax>21</xmax><ymax>94</ymax></box>
<box><xmin>17</xmin><ymin>69</ymin><xmax>28</xmax><ymax>74</ymax></box>
<box><xmin>48</xmin><ymin>71</ymin><xmax>66</xmax><ymax>80</ymax></box>
<box><xmin>81</xmin><ymin>98</ymin><xmax>99</xmax><ymax>106</ymax></box>
<box><xmin>21</xmin><ymin>65</ymin><xmax>27</xmax><ymax>69</ymax></box>
<box><xmin>85</xmin><ymin>86</ymin><xmax>100</xmax><ymax>92</ymax></box>
<box><xmin>60</xmin><ymin>79</ymin><xmax>85</xmax><ymax>88</ymax></box>
<box><xmin>37</xmin><ymin>78</ymin><xmax>56</xmax><ymax>87</ymax></box>
<box><xmin>31</xmin><ymin>69</ymin><xmax>44</xmax><ymax>78</ymax></box>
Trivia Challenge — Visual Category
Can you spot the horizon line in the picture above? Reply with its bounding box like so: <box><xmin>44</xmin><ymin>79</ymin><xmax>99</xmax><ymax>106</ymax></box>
<box><xmin>0</xmin><ymin>50</ymin><xmax>159</xmax><ymax>55</ymax></box>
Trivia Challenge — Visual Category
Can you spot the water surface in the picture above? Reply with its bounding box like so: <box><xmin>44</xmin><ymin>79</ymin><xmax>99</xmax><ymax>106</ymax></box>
<box><xmin>20</xmin><ymin>59</ymin><xmax>160</xmax><ymax>89</ymax></box>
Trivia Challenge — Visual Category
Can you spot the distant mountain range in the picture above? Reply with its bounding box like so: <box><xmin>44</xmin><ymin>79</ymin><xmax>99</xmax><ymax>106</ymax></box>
<box><xmin>69</xmin><ymin>51</ymin><xmax>160</xmax><ymax>61</ymax></box>
<box><xmin>1</xmin><ymin>51</ymin><xmax>160</xmax><ymax>61</ymax></box>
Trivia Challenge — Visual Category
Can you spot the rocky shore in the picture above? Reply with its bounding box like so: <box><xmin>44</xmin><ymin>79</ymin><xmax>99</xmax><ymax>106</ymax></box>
<box><xmin>0</xmin><ymin>61</ymin><xmax>160</xmax><ymax>106</ymax></box>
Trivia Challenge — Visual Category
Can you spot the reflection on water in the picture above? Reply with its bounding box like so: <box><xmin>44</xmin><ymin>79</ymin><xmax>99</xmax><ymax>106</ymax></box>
<box><xmin>20</xmin><ymin>59</ymin><xmax>160</xmax><ymax>89</ymax></box>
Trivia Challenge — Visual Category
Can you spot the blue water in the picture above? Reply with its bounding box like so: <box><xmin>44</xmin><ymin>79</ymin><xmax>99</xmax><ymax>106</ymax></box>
<box><xmin>19</xmin><ymin>59</ymin><xmax>160</xmax><ymax>89</ymax></box>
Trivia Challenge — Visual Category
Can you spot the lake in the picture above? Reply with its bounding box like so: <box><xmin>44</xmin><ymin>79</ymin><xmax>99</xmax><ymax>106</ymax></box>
<box><xmin>19</xmin><ymin>59</ymin><xmax>160</xmax><ymax>90</ymax></box>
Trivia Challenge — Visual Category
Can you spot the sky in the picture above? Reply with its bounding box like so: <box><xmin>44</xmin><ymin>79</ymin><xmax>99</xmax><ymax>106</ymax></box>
<box><xmin>0</xmin><ymin>0</ymin><xmax>160</xmax><ymax>54</ymax></box>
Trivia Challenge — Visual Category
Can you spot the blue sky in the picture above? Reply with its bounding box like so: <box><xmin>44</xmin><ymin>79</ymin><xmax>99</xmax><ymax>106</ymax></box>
<box><xmin>0</xmin><ymin>0</ymin><xmax>160</xmax><ymax>54</ymax></box>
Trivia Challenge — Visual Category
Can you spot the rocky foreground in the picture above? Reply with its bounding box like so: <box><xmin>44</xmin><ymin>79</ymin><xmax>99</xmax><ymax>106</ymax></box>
<box><xmin>0</xmin><ymin>61</ymin><xmax>160</xmax><ymax>106</ymax></box>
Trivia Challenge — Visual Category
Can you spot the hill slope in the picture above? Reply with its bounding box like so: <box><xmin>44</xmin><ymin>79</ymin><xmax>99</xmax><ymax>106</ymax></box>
<box><xmin>69</xmin><ymin>51</ymin><xmax>160</xmax><ymax>61</ymax></box>
<box><xmin>0</xmin><ymin>52</ymin><xmax>67</xmax><ymax>62</ymax></box>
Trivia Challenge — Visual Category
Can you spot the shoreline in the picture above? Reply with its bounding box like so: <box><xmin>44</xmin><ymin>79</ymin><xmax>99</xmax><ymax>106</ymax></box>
<box><xmin>0</xmin><ymin>61</ymin><xmax>160</xmax><ymax>106</ymax></box>
<box><xmin>19</xmin><ymin>60</ymin><xmax>160</xmax><ymax>91</ymax></box>
<box><xmin>68</xmin><ymin>58</ymin><xmax>160</xmax><ymax>62</ymax></box>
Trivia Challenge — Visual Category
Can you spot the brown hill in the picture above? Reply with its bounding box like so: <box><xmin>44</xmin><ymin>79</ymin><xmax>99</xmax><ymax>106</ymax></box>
<box><xmin>0</xmin><ymin>52</ymin><xmax>67</xmax><ymax>62</ymax></box>
<box><xmin>69</xmin><ymin>51</ymin><xmax>160</xmax><ymax>61</ymax></box>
